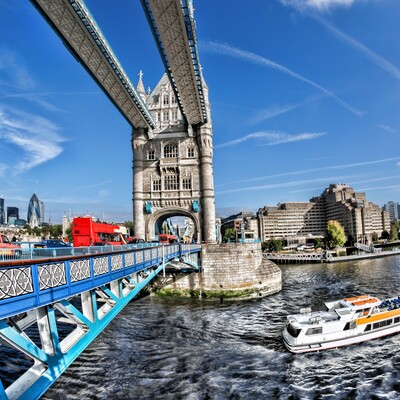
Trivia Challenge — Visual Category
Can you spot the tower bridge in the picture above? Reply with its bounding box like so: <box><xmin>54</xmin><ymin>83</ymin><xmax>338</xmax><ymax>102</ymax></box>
<box><xmin>2</xmin><ymin>0</ymin><xmax>213</xmax><ymax>397</ymax></box>
<box><xmin>30</xmin><ymin>0</ymin><xmax>216</xmax><ymax>244</ymax></box>
<box><xmin>0</xmin><ymin>1</ymin><xmax>282</xmax><ymax>398</ymax></box>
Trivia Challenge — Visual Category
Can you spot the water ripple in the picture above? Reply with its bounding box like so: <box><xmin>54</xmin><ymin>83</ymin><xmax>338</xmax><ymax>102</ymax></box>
<box><xmin>3</xmin><ymin>256</ymin><xmax>400</xmax><ymax>399</ymax></box>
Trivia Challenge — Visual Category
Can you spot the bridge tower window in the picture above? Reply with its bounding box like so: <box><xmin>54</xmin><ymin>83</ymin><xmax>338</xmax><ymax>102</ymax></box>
<box><xmin>182</xmin><ymin>177</ymin><xmax>192</xmax><ymax>190</ymax></box>
<box><xmin>165</xmin><ymin>174</ymin><xmax>179</xmax><ymax>191</ymax></box>
<box><xmin>163</xmin><ymin>95</ymin><xmax>169</xmax><ymax>106</ymax></box>
<box><xmin>164</xmin><ymin>143</ymin><xmax>178</xmax><ymax>158</ymax></box>
<box><xmin>172</xmin><ymin>110</ymin><xmax>178</xmax><ymax>121</ymax></box>
<box><xmin>187</xmin><ymin>147</ymin><xmax>194</xmax><ymax>158</ymax></box>
<box><xmin>171</xmin><ymin>96</ymin><xmax>176</xmax><ymax>104</ymax></box>
<box><xmin>152</xmin><ymin>179</ymin><xmax>161</xmax><ymax>191</ymax></box>
<box><xmin>163</xmin><ymin>111</ymin><xmax>169</xmax><ymax>122</ymax></box>
<box><xmin>147</xmin><ymin>149</ymin><xmax>155</xmax><ymax>160</ymax></box>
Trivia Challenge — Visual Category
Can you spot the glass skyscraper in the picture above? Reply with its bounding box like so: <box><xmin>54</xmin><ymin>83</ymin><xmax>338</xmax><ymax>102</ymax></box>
<box><xmin>27</xmin><ymin>193</ymin><xmax>42</xmax><ymax>227</ymax></box>
<box><xmin>0</xmin><ymin>197</ymin><xmax>4</xmax><ymax>225</ymax></box>
<box><xmin>7</xmin><ymin>207</ymin><xmax>19</xmax><ymax>225</ymax></box>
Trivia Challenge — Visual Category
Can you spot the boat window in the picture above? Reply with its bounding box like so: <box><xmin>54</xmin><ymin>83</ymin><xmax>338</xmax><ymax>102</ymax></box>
<box><xmin>395</xmin><ymin>317</ymin><xmax>400</xmax><ymax>324</ymax></box>
<box><xmin>306</xmin><ymin>327</ymin><xmax>322</xmax><ymax>335</ymax></box>
<box><xmin>379</xmin><ymin>320</ymin><xmax>391</xmax><ymax>328</ymax></box>
<box><xmin>373</xmin><ymin>322</ymin><xmax>380</xmax><ymax>330</ymax></box>
<box><xmin>343</xmin><ymin>321</ymin><xmax>356</xmax><ymax>331</ymax></box>
<box><xmin>365</xmin><ymin>324</ymin><xmax>371</xmax><ymax>332</ymax></box>
<box><xmin>287</xmin><ymin>323</ymin><xmax>301</xmax><ymax>338</ymax></box>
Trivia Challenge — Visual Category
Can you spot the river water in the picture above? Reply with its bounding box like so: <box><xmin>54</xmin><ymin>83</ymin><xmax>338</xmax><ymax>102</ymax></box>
<box><xmin>24</xmin><ymin>256</ymin><xmax>400</xmax><ymax>398</ymax></box>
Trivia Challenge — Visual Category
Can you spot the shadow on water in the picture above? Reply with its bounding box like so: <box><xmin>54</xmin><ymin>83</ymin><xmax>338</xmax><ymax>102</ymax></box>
<box><xmin>9</xmin><ymin>255</ymin><xmax>400</xmax><ymax>399</ymax></box>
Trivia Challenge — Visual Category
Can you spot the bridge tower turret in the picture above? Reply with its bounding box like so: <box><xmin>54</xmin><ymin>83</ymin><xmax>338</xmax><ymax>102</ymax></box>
<box><xmin>132</xmin><ymin>73</ymin><xmax>216</xmax><ymax>243</ymax></box>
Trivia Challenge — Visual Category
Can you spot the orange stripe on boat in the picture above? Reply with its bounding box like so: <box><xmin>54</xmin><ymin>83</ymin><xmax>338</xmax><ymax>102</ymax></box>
<box><xmin>345</xmin><ymin>295</ymin><xmax>369</xmax><ymax>302</ymax></box>
<box><xmin>356</xmin><ymin>309</ymin><xmax>400</xmax><ymax>325</ymax></box>
<box><xmin>352</xmin><ymin>298</ymin><xmax>379</xmax><ymax>306</ymax></box>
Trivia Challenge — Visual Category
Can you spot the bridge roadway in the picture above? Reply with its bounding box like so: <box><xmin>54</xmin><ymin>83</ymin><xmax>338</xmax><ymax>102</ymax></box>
<box><xmin>0</xmin><ymin>243</ymin><xmax>201</xmax><ymax>400</ymax></box>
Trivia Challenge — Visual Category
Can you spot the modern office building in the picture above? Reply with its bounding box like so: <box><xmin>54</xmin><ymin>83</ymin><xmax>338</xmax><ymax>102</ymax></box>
<box><xmin>39</xmin><ymin>200</ymin><xmax>45</xmax><ymax>224</ymax></box>
<box><xmin>258</xmin><ymin>201</ymin><xmax>325</xmax><ymax>244</ymax></box>
<box><xmin>383</xmin><ymin>201</ymin><xmax>400</xmax><ymax>222</ymax></box>
<box><xmin>27</xmin><ymin>193</ymin><xmax>42</xmax><ymax>228</ymax></box>
<box><xmin>0</xmin><ymin>197</ymin><xmax>4</xmax><ymax>225</ymax></box>
<box><xmin>258</xmin><ymin>184</ymin><xmax>390</xmax><ymax>245</ymax></box>
<box><xmin>7</xmin><ymin>207</ymin><xmax>19</xmax><ymax>225</ymax></box>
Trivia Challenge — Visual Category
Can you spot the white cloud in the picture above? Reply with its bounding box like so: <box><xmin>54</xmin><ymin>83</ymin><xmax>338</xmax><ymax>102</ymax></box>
<box><xmin>215</xmin><ymin>130</ymin><xmax>326</xmax><ymax>149</ymax></box>
<box><xmin>250</xmin><ymin>103</ymin><xmax>303</xmax><ymax>125</ymax></box>
<box><xmin>281</xmin><ymin>2</ymin><xmax>400</xmax><ymax>82</ymax></box>
<box><xmin>313</xmin><ymin>16</ymin><xmax>400</xmax><ymax>81</ymax></box>
<box><xmin>378</xmin><ymin>124</ymin><xmax>400</xmax><ymax>137</ymax></box>
<box><xmin>217</xmin><ymin>157</ymin><xmax>400</xmax><ymax>188</ymax></box>
<box><xmin>250</xmin><ymin>94</ymin><xmax>326</xmax><ymax>124</ymax></box>
<box><xmin>217</xmin><ymin>175</ymin><xmax>357</xmax><ymax>195</ymax></box>
<box><xmin>202</xmin><ymin>41</ymin><xmax>364</xmax><ymax>117</ymax></box>
<box><xmin>0</xmin><ymin>50</ymin><xmax>35</xmax><ymax>90</ymax></box>
<box><xmin>281</xmin><ymin>0</ymin><xmax>359</xmax><ymax>12</ymax></box>
<box><xmin>0</xmin><ymin>106</ymin><xmax>66</xmax><ymax>175</ymax></box>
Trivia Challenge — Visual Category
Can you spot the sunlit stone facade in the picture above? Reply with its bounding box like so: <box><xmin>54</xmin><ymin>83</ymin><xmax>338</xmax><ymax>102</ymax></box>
<box><xmin>132</xmin><ymin>73</ymin><xmax>216</xmax><ymax>243</ymax></box>
<box><xmin>258</xmin><ymin>184</ymin><xmax>390</xmax><ymax>244</ymax></box>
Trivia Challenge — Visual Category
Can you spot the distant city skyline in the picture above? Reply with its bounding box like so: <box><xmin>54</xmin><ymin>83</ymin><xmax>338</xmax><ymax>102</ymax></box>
<box><xmin>0</xmin><ymin>1</ymin><xmax>399</xmax><ymax>223</ymax></box>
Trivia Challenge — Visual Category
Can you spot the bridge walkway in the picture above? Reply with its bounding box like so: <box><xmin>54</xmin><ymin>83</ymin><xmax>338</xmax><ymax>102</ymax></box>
<box><xmin>0</xmin><ymin>244</ymin><xmax>201</xmax><ymax>400</ymax></box>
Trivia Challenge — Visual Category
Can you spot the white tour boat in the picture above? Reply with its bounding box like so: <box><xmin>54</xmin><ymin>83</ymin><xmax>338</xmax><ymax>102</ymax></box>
<box><xmin>282</xmin><ymin>294</ymin><xmax>400</xmax><ymax>353</ymax></box>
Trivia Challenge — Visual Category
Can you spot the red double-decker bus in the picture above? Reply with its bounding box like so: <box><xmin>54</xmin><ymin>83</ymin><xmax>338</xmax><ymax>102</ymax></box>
<box><xmin>157</xmin><ymin>234</ymin><xmax>178</xmax><ymax>244</ymax></box>
<box><xmin>72</xmin><ymin>217</ymin><xmax>127</xmax><ymax>247</ymax></box>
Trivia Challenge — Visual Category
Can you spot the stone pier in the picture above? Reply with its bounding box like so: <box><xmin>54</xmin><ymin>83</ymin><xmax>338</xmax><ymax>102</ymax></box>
<box><xmin>153</xmin><ymin>242</ymin><xmax>282</xmax><ymax>300</ymax></box>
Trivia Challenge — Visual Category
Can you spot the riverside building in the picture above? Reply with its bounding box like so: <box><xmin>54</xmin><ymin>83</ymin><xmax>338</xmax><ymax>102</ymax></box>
<box><xmin>257</xmin><ymin>184</ymin><xmax>390</xmax><ymax>245</ymax></box>
<box><xmin>221</xmin><ymin>212</ymin><xmax>260</xmax><ymax>241</ymax></box>
<box><xmin>383</xmin><ymin>201</ymin><xmax>400</xmax><ymax>222</ymax></box>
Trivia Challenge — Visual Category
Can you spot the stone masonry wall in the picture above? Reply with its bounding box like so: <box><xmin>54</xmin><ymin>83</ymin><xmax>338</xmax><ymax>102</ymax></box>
<box><xmin>154</xmin><ymin>242</ymin><xmax>282</xmax><ymax>299</ymax></box>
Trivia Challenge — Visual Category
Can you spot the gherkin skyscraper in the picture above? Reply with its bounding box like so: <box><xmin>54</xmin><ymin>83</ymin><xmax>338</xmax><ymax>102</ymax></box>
<box><xmin>27</xmin><ymin>193</ymin><xmax>41</xmax><ymax>227</ymax></box>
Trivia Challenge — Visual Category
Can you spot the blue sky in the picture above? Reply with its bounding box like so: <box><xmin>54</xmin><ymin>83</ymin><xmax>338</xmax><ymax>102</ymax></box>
<box><xmin>0</xmin><ymin>0</ymin><xmax>399</xmax><ymax>223</ymax></box>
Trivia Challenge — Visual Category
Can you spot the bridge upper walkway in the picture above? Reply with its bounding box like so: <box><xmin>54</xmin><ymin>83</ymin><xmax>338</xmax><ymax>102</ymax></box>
<box><xmin>141</xmin><ymin>0</ymin><xmax>208</xmax><ymax>125</ymax></box>
<box><xmin>30</xmin><ymin>0</ymin><xmax>155</xmax><ymax>129</ymax></box>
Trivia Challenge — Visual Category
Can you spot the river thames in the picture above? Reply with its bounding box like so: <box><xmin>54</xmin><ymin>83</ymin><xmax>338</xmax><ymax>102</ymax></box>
<box><xmin>39</xmin><ymin>255</ymin><xmax>400</xmax><ymax>399</ymax></box>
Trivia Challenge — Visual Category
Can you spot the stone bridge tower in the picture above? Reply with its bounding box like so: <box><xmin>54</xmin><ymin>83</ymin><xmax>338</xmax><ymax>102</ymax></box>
<box><xmin>132</xmin><ymin>72</ymin><xmax>216</xmax><ymax>243</ymax></box>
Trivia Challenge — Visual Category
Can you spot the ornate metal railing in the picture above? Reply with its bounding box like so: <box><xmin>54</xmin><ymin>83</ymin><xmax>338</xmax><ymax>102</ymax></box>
<box><xmin>0</xmin><ymin>244</ymin><xmax>201</xmax><ymax>320</ymax></box>
<box><xmin>0</xmin><ymin>243</ymin><xmax>201</xmax><ymax>399</ymax></box>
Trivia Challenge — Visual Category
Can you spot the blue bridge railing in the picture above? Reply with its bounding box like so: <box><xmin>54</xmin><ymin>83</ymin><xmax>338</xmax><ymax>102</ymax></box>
<box><xmin>0</xmin><ymin>243</ymin><xmax>201</xmax><ymax>399</ymax></box>
<box><xmin>0</xmin><ymin>243</ymin><xmax>201</xmax><ymax>320</ymax></box>
<box><xmin>0</xmin><ymin>242</ymin><xmax>159</xmax><ymax>262</ymax></box>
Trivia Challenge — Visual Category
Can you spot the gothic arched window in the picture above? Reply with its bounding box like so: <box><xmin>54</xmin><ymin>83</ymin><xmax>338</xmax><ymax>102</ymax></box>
<box><xmin>147</xmin><ymin>149</ymin><xmax>155</xmax><ymax>160</ymax></box>
<box><xmin>164</xmin><ymin>143</ymin><xmax>178</xmax><ymax>158</ymax></box>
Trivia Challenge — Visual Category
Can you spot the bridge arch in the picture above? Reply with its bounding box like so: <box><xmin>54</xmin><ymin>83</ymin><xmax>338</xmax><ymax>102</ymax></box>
<box><xmin>146</xmin><ymin>207</ymin><xmax>200</xmax><ymax>243</ymax></box>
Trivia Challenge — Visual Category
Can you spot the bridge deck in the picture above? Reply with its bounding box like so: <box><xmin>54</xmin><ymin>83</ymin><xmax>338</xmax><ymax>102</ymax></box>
<box><xmin>0</xmin><ymin>244</ymin><xmax>201</xmax><ymax>399</ymax></box>
<box><xmin>0</xmin><ymin>244</ymin><xmax>201</xmax><ymax>320</ymax></box>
